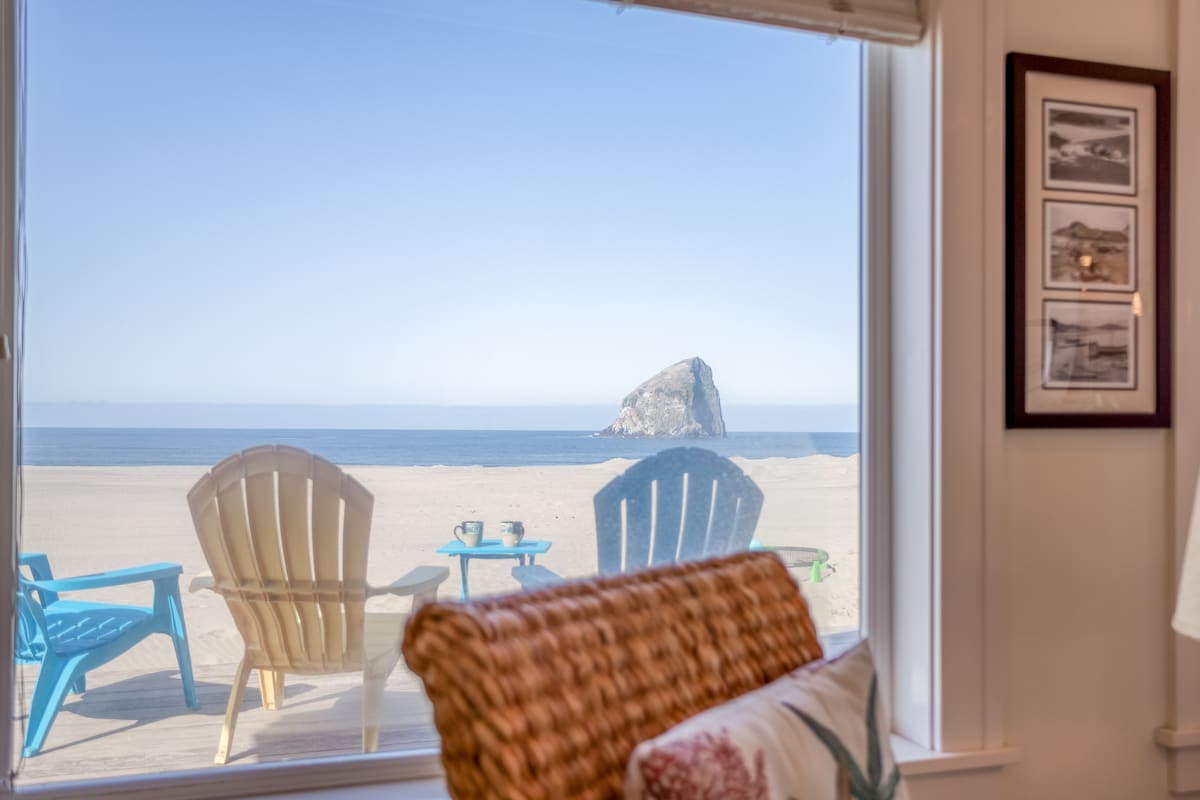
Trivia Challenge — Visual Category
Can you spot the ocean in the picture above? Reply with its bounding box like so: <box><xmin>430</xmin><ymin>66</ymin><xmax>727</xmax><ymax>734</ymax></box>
<box><xmin>20</xmin><ymin>428</ymin><xmax>859</xmax><ymax>468</ymax></box>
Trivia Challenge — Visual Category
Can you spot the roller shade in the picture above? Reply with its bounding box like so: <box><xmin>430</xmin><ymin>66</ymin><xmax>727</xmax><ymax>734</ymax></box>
<box><xmin>609</xmin><ymin>0</ymin><xmax>923</xmax><ymax>44</ymax></box>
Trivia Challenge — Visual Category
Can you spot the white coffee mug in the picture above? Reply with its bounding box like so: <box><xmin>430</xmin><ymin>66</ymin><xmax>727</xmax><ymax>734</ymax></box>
<box><xmin>499</xmin><ymin>520</ymin><xmax>524</xmax><ymax>547</ymax></box>
<box><xmin>454</xmin><ymin>521</ymin><xmax>484</xmax><ymax>548</ymax></box>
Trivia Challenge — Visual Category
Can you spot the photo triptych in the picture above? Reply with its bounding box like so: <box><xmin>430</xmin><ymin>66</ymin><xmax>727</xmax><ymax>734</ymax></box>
<box><xmin>1040</xmin><ymin>99</ymin><xmax>1138</xmax><ymax>392</ymax></box>
<box><xmin>1007</xmin><ymin>52</ymin><xmax>1169</xmax><ymax>428</ymax></box>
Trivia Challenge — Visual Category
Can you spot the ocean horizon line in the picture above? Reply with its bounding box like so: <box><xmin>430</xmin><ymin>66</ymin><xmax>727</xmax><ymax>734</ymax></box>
<box><xmin>20</xmin><ymin>428</ymin><xmax>859</xmax><ymax>468</ymax></box>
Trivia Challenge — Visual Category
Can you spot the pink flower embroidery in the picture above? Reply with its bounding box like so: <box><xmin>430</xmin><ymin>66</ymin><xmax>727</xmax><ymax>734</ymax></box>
<box><xmin>639</xmin><ymin>729</ymin><xmax>768</xmax><ymax>800</ymax></box>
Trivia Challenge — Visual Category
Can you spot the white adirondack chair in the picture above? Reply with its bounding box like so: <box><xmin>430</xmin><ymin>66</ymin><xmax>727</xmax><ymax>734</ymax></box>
<box><xmin>512</xmin><ymin>447</ymin><xmax>764</xmax><ymax>589</ymax></box>
<box><xmin>187</xmin><ymin>445</ymin><xmax>449</xmax><ymax>764</ymax></box>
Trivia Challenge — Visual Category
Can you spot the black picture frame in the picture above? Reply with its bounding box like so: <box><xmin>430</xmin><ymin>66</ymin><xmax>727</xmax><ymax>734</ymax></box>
<box><xmin>1006</xmin><ymin>52</ymin><xmax>1172</xmax><ymax>428</ymax></box>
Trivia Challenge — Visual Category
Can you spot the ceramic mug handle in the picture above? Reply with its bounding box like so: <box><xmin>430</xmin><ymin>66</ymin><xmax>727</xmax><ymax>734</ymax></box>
<box><xmin>453</xmin><ymin>524</ymin><xmax>465</xmax><ymax>543</ymax></box>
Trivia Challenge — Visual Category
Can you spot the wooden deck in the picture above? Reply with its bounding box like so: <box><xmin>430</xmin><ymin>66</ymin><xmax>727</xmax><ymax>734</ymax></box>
<box><xmin>12</xmin><ymin>662</ymin><xmax>440</xmax><ymax>787</ymax></box>
<box><xmin>12</xmin><ymin>630</ymin><xmax>862</xmax><ymax>788</ymax></box>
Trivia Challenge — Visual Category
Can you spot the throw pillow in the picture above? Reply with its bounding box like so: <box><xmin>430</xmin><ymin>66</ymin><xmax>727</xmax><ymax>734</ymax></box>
<box><xmin>625</xmin><ymin>640</ymin><xmax>908</xmax><ymax>800</ymax></box>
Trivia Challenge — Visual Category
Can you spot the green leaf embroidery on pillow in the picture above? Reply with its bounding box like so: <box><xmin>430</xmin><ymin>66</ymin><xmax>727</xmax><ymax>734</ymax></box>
<box><xmin>781</xmin><ymin>673</ymin><xmax>900</xmax><ymax>800</ymax></box>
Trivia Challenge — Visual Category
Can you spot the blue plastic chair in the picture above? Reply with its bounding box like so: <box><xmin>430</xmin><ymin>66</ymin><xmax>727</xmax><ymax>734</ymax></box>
<box><xmin>16</xmin><ymin>553</ymin><xmax>199</xmax><ymax>757</ymax></box>
<box><xmin>513</xmin><ymin>447</ymin><xmax>765</xmax><ymax>587</ymax></box>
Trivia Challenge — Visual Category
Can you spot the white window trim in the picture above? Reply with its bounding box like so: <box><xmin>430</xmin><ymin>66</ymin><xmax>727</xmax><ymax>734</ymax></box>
<box><xmin>862</xmin><ymin>35</ymin><xmax>1013</xmax><ymax>783</ymax></box>
<box><xmin>859</xmin><ymin>35</ymin><xmax>892</xmax><ymax>724</ymax></box>
<box><xmin>877</xmin><ymin>0</ymin><xmax>1016</xmax><ymax>767</ymax></box>
<box><xmin>0</xmin><ymin>1</ymin><xmax>1019</xmax><ymax>797</ymax></box>
<box><xmin>13</xmin><ymin>754</ymin><xmax>445</xmax><ymax>800</ymax></box>
<box><xmin>1</xmin><ymin>0</ymin><xmax>21</xmax><ymax>794</ymax></box>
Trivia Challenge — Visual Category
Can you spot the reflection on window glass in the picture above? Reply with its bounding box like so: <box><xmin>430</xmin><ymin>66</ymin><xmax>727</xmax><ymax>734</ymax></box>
<box><xmin>18</xmin><ymin>0</ymin><xmax>860</xmax><ymax>785</ymax></box>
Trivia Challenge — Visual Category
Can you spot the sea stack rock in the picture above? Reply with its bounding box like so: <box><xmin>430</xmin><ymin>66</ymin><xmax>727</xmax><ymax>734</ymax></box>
<box><xmin>600</xmin><ymin>357</ymin><xmax>726</xmax><ymax>438</ymax></box>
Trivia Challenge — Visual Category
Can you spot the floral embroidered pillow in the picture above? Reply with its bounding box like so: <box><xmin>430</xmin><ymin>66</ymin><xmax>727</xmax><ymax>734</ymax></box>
<box><xmin>624</xmin><ymin>641</ymin><xmax>908</xmax><ymax>800</ymax></box>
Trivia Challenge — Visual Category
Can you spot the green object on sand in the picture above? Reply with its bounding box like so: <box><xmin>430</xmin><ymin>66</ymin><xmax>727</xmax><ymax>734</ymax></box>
<box><xmin>769</xmin><ymin>546</ymin><xmax>830</xmax><ymax>583</ymax></box>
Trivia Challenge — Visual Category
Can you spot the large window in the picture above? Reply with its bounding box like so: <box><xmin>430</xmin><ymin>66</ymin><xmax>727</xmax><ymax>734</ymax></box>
<box><xmin>14</xmin><ymin>0</ymin><xmax>861</xmax><ymax>790</ymax></box>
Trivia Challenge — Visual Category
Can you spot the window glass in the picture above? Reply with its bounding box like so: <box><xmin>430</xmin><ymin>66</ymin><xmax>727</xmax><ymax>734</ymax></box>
<box><xmin>18</xmin><ymin>0</ymin><xmax>860</xmax><ymax>785</ymax></box>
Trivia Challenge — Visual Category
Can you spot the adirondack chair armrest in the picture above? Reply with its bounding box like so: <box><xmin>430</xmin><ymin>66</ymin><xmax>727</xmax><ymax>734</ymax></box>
<box><xmin>27</xmin><ymin>562</ymin><xmax>183</xmax><ymax>593</ymax></box>
<box><xmin>511</xmin><ymin>564</ymin><xmax>564</xmax><ymax>590</ymax></box>
<box><xmin>368</xmin><ymin>566</ymin><xmax>450</xmax><ymax>602</ymax></box>
<box><xmin>188</xmin><ymin>572</ymin><xmax>216</xmax><ymax>594</ymax></box>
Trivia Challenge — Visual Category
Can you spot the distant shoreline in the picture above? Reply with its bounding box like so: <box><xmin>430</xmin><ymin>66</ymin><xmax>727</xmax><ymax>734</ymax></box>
<box><xmin>22</xmin><ymin>402</ymin><xmax>860</xmax><ymax>433</ymax></box>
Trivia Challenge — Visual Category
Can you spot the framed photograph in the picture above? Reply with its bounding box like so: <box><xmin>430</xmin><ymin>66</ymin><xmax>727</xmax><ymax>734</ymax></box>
<box><xmin>1007</xmin><ymin>53</ymin><xmax>1171</xmax><ymax>428</ymax></box>
<box><xmin>1042</xmin><ymin>300</ymin><xmax>1135</xmax><ymax>390</ymax></box>
<box><xmin>1043</xmin><ymin>100</ymin><xmax>1136</xmax><ymax>195</ymax></box>
<box><xmin>1043</xmin><ymin>200</ymin><xmax>1135</xmax><ymax>291</ymax></box>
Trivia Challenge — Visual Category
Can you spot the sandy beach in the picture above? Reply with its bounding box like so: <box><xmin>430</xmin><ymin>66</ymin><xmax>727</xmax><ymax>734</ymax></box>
<box><xmin>17</xmin><ymin>455</ymin><xmax>859</xmax><ymax>670</ymax></box>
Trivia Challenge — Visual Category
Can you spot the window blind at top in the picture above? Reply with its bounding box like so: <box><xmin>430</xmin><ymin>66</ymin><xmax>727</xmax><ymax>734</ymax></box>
<box><xmin>614</xmin><ymin>0</ymin><xmax>923</xmax><ymax>44</ymax></box>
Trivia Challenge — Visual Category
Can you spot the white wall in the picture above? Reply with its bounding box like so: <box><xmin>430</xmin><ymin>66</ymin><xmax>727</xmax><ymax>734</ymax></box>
<box><xmin>1001</xmin><ymin>2</ymin><xmax>1175</xmax><ymax>797</ymax></box>
<box><xmin>910</xmin><ymin>1</ymin><xmax>1180</xmax><ymax>798</ymax></box>
<box><xmin>1001</xmin><ymin>433</ymin><xmax>1171</xmax><ymax>798</ymax></box>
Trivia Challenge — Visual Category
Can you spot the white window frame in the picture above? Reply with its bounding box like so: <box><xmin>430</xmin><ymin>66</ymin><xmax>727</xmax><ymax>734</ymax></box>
<box><xmin>873</xmin><ymin>0</ymin><xmax>1017</xmax><ymax>775</ymax></box>
<box><xmin>1</xmin><ymin>0</ymin><xmax>20</xmax><ymax>794</ymax></box>
<box><xmin>873</xmin><ymin>0</ymin><xmax>995</xmax><ymax>756</ymax></box>
<box><xmin>0</xmin><ymin>1</ymin><xmax>1020</xmax><ymax>797</ymax></box>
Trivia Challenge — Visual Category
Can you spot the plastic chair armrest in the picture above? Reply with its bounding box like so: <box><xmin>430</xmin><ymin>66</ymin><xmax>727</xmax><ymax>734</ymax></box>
<box><xmin>188</xmin><ymin>572</ymin><xmax>216</xmax><ymax>594</ymax></box>
<box><xmin>367</xmin><ymin>566</ymin><xmax>450</xmax><ymax>598</ymax></box>
<box><xmin>511</xmin><ymin>564</ymin><xmax>564</xmax><ymax>590</ymax></box>
<box><xmin>27</xmin><ymin>562</ymin><xmax>182</xmax><ymax>593</ymax></box>
<box><xmin>18</xmin><ymin>552</ymin><xmax>53</xmax><ymax>578</ymax></box>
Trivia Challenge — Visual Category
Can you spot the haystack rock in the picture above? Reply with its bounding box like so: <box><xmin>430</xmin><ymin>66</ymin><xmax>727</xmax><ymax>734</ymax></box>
<box><xmin>599</xmin><ymin>357</ymin><xmax>726</xmax><ymax>438</ymax></box>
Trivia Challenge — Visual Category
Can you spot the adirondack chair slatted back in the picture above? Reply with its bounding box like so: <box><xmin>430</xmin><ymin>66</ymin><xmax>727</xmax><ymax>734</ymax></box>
<box><xmin>188</xmin><ymin>445</ymin><xmax>374</xmax><ymax>674</ymax></box>
<box><xmin>594</xmin><ymin>447</ymin><xmax>764</xmax><ymax>575</ymax></box>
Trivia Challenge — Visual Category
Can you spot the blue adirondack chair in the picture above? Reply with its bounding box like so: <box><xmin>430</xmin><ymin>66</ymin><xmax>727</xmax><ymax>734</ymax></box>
<box><xmin>513</xmin><ymin>447</ymin><xmax>765</xmax><ymax>588</ymax></box>
<box><xmin>16</xmin><ymin>553</ymin><xmax>199</xmax><ymax>757</ymax></box>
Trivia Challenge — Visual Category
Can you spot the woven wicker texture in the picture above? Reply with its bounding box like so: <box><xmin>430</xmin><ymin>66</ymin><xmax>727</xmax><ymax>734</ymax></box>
<box><xmin>402</xmin><ymin>550</ymin><xmax>824</xmax><ymax>799</ymax></box>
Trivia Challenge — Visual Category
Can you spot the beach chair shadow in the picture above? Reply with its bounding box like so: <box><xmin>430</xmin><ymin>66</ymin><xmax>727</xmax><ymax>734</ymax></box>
<box><xmin>17</xmin><ymin>669</ymin><xmax>318</xmax><ymax>758</ymax></box>
<box><xmin>27</xmin><ymin>669</ymin><xmax>316</xmax><ymax>723</ymax></box>
<box><xmin>512</xmin><ymin>447</ymin><xmax>764</xmax><ymax>589</ymax></box>
<box><xmin>244</xmin><ymin>681</ymin><xmax>438</xmax><ymax>764</ymax></box>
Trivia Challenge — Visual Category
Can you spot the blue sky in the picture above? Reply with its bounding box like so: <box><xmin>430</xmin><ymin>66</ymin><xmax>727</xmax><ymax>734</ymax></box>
<box><xmin>23</xmin><ymin>0</ymin><xmax>860</xmax><ymax>420</ymax></box>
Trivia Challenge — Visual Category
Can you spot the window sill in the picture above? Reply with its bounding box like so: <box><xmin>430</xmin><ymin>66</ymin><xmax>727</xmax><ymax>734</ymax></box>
<box><xmin>248</xmin><ymin>738</ymin><xmax>1023</xmax><ymax>799</ymax></box>
<box><xmin>1155</xmin><ymin>726</ymin><xmax>1200</xmax><ymax>794</ymax></box>
<box><xmin>1155</xmin><ymin>726</ymin><xmax>1200</xmax><ymax>750</ymax></box>
<box><xmin>891</xmin><ymin>736</ymin><xmax>1022</xmax><ymax>777</ymax></box>
<box><xmin>242</xmin><ymin>778</ymin><xmax>450</xmax><ymax>800</ymax></box>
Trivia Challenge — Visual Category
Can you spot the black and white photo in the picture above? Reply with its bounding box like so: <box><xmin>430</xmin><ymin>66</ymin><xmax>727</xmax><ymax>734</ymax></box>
<box><xmin>1008</xmin><ymin>53</ymin><xmax>1169</xmax><ymax>427</ymax></box>
<box><xmin>1043</xmin><ymin>100</ymin><xmax>1136</xmax><ymax>194</ymax></box>
<box><xmin>1042</xmin><ymin>300</ymin><xmax>1135</xmax><ymax>390</ymax></box>
<box><xmin>1043</xmin><ymin>200</ymin><xmax>1135</xmax><ymax>291</ymax></box>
